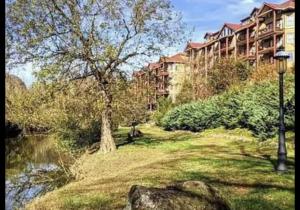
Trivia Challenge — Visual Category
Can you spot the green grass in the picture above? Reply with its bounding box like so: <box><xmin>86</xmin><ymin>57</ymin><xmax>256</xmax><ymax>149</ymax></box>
<box><xmin>27</xmin><ymin>125</ymin><xmax>294</xmax><ymax>210</ymax></box>
<box><xmin>62</xmin><ymin>195</ymin><xmax>112</xmax><ymax>210</ymax></box>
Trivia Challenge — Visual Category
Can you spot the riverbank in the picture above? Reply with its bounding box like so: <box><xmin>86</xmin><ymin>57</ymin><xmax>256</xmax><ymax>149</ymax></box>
<box><xmin>5</xmin><ymin>134</ymin><xmax>74</xmax><ymax>210</ymax></box>
<box><xmin>26</xmin><ymin>125</ymin><xmax>295</xmax><ymax>210</ymax></box>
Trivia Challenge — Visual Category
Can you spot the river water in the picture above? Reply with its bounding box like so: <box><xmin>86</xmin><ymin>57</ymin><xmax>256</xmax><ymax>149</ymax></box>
<box><xmin>5</xmin><ymin>135</ymin><xmax>73</xmax><ymax>210</ymax></box>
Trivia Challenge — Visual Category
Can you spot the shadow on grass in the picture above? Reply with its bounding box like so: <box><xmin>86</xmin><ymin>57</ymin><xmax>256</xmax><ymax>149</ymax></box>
<box><xmin>181</xmin><ymin>171</ymin><xmax>294</xmax><ymax>193</ymax></box>
<box><xmin>115</xmin><ymin>131</ymin><xmax>196</xmax><ymax>149</ymax></box>
<box><xmin>65</xmin><ymin>146</ymin><xmax>294</xmax><ymax>210</ymax></box>
<box><xmin>236</xmin><ymin>144</ymin><xmax>295</xmax><ymax>170</ymax></box>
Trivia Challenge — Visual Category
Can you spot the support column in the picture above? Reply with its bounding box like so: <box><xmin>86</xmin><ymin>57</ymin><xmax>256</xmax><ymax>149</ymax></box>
<box><xmin>255</xmin><ymin>17</ymin><xmax>259</xmax><ymax>70</ymax></box>
<box><xmin>226</xmin><ymin>37</ymin><xmax>229</xmax><ymax>57</ymax></box>
<box><xmin>205</xmin><ymin>46</ymin><xmax>208</xmax><ymax>83</ymax></box>
<box><xmin>246</xmin><ymin>28</ymin><xmax>249</xmax><ymax>57</ymax></box>
<box><xmin>234</xmin><ymin>33</ymin><xmax>237</xmax><ymax>60</ymax></box>
<box><xmin>273</xmin><ymin>10</ymin><xmax>276</xmax><ymax>31</ymax></box>
<box><xmin>218</xmin><ymin>41</ymin><xmax>221</xmax><ymax>58</ymax></box>
<box><xmin>273</xmin><ymin>10</ymin><xmax>277</xmax><ymax>64</ymax></box>
<box><xmin>273</xmin><ymin>34</ymin><xmax>277</xmax><ymax>64</ymax></box>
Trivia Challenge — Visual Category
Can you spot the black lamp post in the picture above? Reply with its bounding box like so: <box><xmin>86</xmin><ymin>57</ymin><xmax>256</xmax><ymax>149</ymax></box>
<box><xmin>273</xmin><ymin>47</ymin><xmax>290</xmax><ymax>172</ymax></box>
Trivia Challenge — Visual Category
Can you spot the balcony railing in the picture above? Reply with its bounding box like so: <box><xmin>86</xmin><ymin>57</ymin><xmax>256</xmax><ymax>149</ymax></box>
<box><xmin>258</xmin><ymin>45</ymin><xmax>274</xmax><ymax>54</ymax></box>
<box><xmin>258</xmin><ymin>26</ymin><xmax>272</xmax><ymax>35</ymax></box>
<box><xmin>258</xmin><ymin>25</ymin><xmax>283</xmax><ymax>36</ymax></box>
<box><xmin>158</xmin><ymin>71</ymin><xmax>169</xmax><ymax>76</ymax></box>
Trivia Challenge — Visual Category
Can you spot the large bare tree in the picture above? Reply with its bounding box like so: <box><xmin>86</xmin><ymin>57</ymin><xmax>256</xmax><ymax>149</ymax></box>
<box><xmin>6</xmin><ymin>0</ymin><xmax>186</xmax><ymax>152</ymax></box>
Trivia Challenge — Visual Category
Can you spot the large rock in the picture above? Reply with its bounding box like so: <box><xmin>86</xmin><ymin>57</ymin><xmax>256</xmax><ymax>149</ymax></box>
<box><xmin>124</xmin><ymin>181</ymin><xmax>230</xmax><ymax>210</ymax></box>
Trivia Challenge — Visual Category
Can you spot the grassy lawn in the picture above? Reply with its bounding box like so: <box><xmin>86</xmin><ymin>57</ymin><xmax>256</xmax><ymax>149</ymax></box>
<box><xmin>26</xmin><ymin>124</ymin><xmax>294</xmax><ymax>210</ymax></box>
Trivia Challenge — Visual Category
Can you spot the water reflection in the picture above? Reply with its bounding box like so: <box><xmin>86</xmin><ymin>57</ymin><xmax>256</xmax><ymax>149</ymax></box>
<box><xmin>5</xmin><ymin>135</ymin><xmax>73</xmax><ymax>210</ymax></box>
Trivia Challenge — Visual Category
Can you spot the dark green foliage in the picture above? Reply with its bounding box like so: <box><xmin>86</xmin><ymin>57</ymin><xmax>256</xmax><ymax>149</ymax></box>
<box><xmin>162</xmin><ymin>97</ymin><xmax>222</xmax><ymax>132</ymax></box>
<box><xmin>153</xmin><ymin>97</ymin><xmax>174</xmax><ymax>126</ymax></box>
<box><xmin>162</xmin><ymin>74</ymin><xmax>294</xmax><ymax>140</ymax></box>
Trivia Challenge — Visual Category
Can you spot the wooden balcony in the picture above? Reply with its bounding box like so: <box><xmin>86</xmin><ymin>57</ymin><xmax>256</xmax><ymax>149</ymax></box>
<box><xmin>258</xmin><ymin>46</ymin><xmax>274</xmax><ymax>54</ymax></box>
<box><xmin>257</xmin><ymin>26</ymin><xmax>284</xmax><ymax>40</ymax></box>
<box><xmin>158</xmin><ymin>71</ymin><xmax>169</xmax><ymax>76</ymax></box>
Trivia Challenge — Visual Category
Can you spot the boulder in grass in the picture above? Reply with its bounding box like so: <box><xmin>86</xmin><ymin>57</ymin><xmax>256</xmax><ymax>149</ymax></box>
<box><xmin>124</xmin><ymin>181</ymin><xmax>230</xmax><ymax>210</ymax></box>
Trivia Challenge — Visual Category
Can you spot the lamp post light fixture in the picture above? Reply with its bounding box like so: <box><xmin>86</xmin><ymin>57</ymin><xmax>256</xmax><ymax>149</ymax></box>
<box><xmin>273</xmin><ymin>46</ymin><xmax>290</xmax><ymax>172</ymax></box>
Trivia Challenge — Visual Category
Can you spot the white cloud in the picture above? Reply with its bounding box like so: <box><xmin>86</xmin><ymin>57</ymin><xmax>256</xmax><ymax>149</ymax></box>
<box><xmin>226</xmin><ymin>0</ymin><xmax>262</xmax><ymax>16</ymax></box>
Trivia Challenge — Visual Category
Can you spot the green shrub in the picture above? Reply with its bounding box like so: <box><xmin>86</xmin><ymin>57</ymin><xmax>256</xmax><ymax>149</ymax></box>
<box><xmin>162</xmin><ymin>74</ymin><xmax>294</xmax><ymax>140</ymax></box>
<box><xmin>153</xmin><ymin>97</ymin><xmax>174</xmax><ymax>126</ymax></box>
<box><xmin>162</xmin><ymin>97</ymin><xmax>222</xmax><ymax>132</ymax></box>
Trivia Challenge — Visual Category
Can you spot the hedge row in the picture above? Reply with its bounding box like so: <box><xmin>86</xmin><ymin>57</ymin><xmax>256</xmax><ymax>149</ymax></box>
<box><xmin>161</xmin><ymin>75</ymin><xmax>294</xmax><ymax>140</ymax></box>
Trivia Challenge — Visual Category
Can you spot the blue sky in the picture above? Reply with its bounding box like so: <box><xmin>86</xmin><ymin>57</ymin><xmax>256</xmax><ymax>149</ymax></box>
<box><xmin>171</xmin><ymin>0</ymin><xmax>282</xmax><ymax>42</ymax></box>
<box><xmin>12</xmin><ymin>0</ymin><xmax>284</xmax><ymax>87</ymax></box>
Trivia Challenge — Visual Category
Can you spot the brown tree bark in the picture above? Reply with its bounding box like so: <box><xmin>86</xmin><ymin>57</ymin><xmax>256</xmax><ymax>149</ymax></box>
<box><xmin>99</xmin><ymin>89</ymin><xmax>116</xmax><ymax>153</ymax></box>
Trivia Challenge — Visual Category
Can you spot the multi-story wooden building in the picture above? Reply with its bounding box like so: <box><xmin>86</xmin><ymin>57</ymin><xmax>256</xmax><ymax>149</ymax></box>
<box><xmin>133</xmin><ymin>52</ymin><xmax>188</xmax><ymax>108</ymax></box>
<box><xmin>184</xmin><ymin>0</ymin><xmax>294</xmax><ymax>72</ymax></box>
<box><xmin>133</xmin><ymin>0</ymin><xmax>294</xmax><ymax>109</ymax></box>
<box><xmin>235</xmin><ymin>8</ymin><xmax>259</xmax><ymax>65</ymax></box>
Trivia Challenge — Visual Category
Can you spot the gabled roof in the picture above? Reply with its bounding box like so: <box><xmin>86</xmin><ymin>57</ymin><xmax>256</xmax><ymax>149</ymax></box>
<box><xmin>257</xmin><ymin>0</ymin><xmax>295</xmax><ymax>16</ymax></box>
<box><xmin>225</xmin><ymin>23</ymin><xmax>242</xmax><ymax>31</ymax></box>
<box><xmin>266</xmin><ymin>0</ymin><xmax>294</xmax><ymax>10</ymax></box>
<box><xmin>184</xmin><ymin>42</ymin><xmax>206</xmax><ymax>51</ymax></box>
<box><xmin>204</xmin><ymin>31</ymin><xmax>220</xmax><ymax>40</ymax></box>
<box><xmin>160</xmin><ymin>52</ymin><xmax>187</xmax><ymax>63</ymax></box>
<box><xmin>250</xmin><ymin>7</ymin><xmax>259</xmax><ymax>16</ymax></box>
<box><xmin>240</xmin><ymin>16</ymin><xmax>250</xmax><ymax>22</ymax></box>
<box><xmin>204</xmin><ymin>32</ymin><xmax>212</xmax><ymax>39</ymax></box>
<box><xmin>148</xmin><ymin>62</ymin><xmax>160</xmax><ymax>70</ymax></box>
<box><xmin>217</xmin><ymin>23</ymin><xmax>241</xmax><ymax>39</ymax></box>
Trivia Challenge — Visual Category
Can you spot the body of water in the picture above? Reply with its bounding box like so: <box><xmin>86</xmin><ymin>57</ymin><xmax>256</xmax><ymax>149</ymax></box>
<box><xmin>5</xmin><ymin>135</ymin><xmax>73</xmax><ymax>210</ymax></box>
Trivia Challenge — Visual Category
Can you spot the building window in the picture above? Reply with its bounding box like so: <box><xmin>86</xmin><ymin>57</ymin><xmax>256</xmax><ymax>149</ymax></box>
<box><xmin>286</xmin><ymin>33</ymin><xmax>294</xmax><ymax>44</ymax></box>
<box><xmin>286</xmin><ymin>14</ymin><xmax>294</xmax><ymax>27</ymax></box>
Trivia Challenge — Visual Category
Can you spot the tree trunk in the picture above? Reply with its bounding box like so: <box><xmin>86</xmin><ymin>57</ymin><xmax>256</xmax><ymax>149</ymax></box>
<box><xmin>99</xmin><ymin>90</ymin><xmax>116</xmax><ymax>153</ymax></box>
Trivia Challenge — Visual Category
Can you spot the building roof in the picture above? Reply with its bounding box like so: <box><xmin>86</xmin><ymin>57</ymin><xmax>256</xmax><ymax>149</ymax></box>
<box><xmin>225</xmin><ymin>23</ymin><xmax>242</xmax><ymax>31</ymax></box>
<box><xmin>250</xmin><ymin>7</ymin><xmax>259</xmax><ymax>16</ymax></box>
<box><xmin>148</xmin><ymin>62</ymin><xmax>160</xmax><ymax>70</ymax></box>
<box><xmin>184</xmin><ymin>42</ymin><xmax>206</xmax><ymax>51</ymax></box>
<box><xmin>266</xmin><ymin>0</ymin><xmax>294</xmax><ymax>10</ymax></box>
<box><xmin>204</xmin><ymin>31</ymin><xmax>220</xmax><ymax>40</ymax></box>
<box><xmin>240</xmin><ymin>16</ymin><xmax>250</xmax><ymax>22</ymax></box>
<box><xmin>216</xmin><ymin>23</ymin><xmax>242</xmax><ymax>39</ymax></box>
<box><xmin>258</xmin><ymin>0</ymin><xmax>294</xmax><ymax>16</ymax></box>
<box><xmin>132</xmin><ymin>69</ymin><xmax>146</xmax><ymax>77</ymax></box>
<box><xmin>160</xmin><ymin>52</ymin><xmax>187</xmax><ymax>63</ymax></box>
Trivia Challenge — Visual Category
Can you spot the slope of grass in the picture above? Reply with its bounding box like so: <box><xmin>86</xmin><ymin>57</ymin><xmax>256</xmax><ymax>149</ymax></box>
<box><xmin>26</xmin><ymin>125</ymin><xmax>294</xmax><ymax>210</ymax></box>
